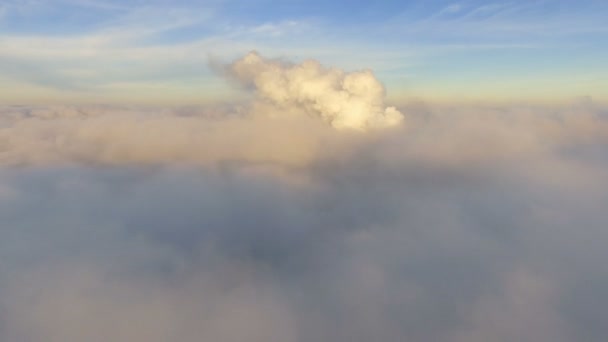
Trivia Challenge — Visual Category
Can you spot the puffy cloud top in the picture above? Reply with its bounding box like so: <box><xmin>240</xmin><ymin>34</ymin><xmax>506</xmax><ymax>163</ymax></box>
<box><xmin>227</xmin><ymin>51</ymin><xmax>403</xmax><ymax>130</ymax></box>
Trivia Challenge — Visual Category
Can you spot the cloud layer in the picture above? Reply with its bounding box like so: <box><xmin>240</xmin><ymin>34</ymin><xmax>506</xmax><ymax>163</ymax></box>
<box><xmin>1</xmin><ymin>54</ymin><xmax>608</xmax><ymax>341</ymax></box>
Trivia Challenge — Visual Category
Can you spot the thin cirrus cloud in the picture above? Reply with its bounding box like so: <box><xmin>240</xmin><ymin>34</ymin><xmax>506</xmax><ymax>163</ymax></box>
<box><xmin>0</xmin><ymin>0</ymin><xmax>607</xmax><ymax>103</ymax></box>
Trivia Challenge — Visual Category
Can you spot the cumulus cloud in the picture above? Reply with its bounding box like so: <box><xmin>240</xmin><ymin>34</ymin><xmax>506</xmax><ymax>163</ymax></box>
<box><xmin>1</xmin><ymin>54</ymin><xmax>608</xmax><ymax>342</ymax></box>
<box><xmin>225</xmin><ymin>51</ymin><xmax>404</xmax><ymax>130</ymax></box>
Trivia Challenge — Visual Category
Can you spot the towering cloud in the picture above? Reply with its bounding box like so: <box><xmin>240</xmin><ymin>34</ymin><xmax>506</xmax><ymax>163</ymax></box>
<box><xmin>227</xmin><ymin>51</ymin><xmax>403</xmax><ymax>130</ymax></box>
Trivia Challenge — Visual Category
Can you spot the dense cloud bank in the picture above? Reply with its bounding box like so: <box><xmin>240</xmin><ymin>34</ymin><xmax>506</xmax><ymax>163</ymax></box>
<box><xmin>1</xmin><ymin>57</ymin><xmax>608</xmax><ymax>341</ymax></box>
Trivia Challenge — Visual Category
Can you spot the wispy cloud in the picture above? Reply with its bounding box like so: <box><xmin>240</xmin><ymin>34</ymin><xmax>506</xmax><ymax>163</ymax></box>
<box><xmin>0</xmin><ymin>0</ymin><xmax>606</xmax><ymax>103</ymax></box>
<box><xmin>60</xmin><ymin>0</ymin><xmax>131</xmax><ymax>11</ymax></box>
<box><xmin>388</xmin><ymin>1</ymin><xmax>608</xmax><ymax>37</ymax></box>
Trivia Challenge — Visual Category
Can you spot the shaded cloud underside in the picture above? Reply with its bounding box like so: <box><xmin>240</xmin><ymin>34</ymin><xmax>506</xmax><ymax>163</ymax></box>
<box><xmin>1</xmin><ymin>98</ymin><xmax>607</xmax><ymax>341</ymax></box>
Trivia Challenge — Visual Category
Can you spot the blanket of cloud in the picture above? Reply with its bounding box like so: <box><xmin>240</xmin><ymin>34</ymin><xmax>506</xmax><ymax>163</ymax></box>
<box><xmin>1</xmin><ymin>59</ymin><xmax>608</xmax><ymax>341</ymax></box>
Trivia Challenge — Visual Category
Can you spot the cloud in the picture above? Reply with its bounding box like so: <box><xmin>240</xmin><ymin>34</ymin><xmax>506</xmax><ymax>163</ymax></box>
<box><xmin>0</xmin><ymin>104</ymin><xmax>339</xmax><ymax>168</ymax></box>
<box><xmin>225</xmin><ymin>51</ymin><xmax>403</xmax><ymax>130</ymax></box>
<box><xmin>0</xmin><ymin>52</ymin><xmax>407</xmax><ymax>169</ymax></box>
<box><xmin>1</xmin><ymin>54</ymin><xmax>608</xmax><ymax>341</ymax></box>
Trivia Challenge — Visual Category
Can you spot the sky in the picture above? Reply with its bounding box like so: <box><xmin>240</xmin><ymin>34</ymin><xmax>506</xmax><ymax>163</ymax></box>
<box><xmin>1</xmin><ymin>2</ymin><xmax>608</xmax><ymax>342</ymax></box>
<box><xmin>1</xmin><ymin>0</ymin><xmax>607</xmax><ymax>104</ymax></box>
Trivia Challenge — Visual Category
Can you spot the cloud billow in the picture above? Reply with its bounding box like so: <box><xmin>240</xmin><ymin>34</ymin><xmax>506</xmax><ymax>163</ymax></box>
<box><xmin>226</xmin><ymin>51</ymin><xmax>404</xmax><ymax>130</ymax></box>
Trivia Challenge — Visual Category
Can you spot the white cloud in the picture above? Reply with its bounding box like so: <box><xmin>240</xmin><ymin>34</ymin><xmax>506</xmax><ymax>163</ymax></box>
<box><xmin>226</xmin><ymin>52</ymin><xmax>403</xmax><ymax>130</ymax></box>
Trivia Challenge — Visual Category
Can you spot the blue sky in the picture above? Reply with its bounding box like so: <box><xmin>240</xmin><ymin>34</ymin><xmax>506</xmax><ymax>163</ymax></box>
<box><xmin>1</xmin><ymin>0</ymin><xmax>607</xmax><ymax>104</ymax></box>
